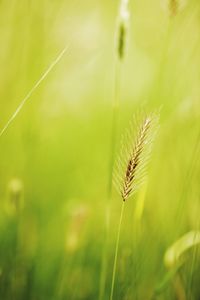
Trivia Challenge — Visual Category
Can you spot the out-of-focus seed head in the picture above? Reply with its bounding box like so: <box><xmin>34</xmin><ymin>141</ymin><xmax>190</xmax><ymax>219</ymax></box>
<box><xmin>161</xmin><ymin>0</ymin><xmax>187</xmax><ymax>17</ymax></box>
<box><xmin>65</xmin><ymin>204</ymin><xmax>89</xmax><ymax>253</ymax></box>
<box><xmin>116</xmin><ymin>0</ymin><xmax>130</xmax><ymax>60</ymax></box>
<box><xmin>6</xmin><ymin>178</ymin><xmax>24</xmax><ymax>215</ymax></box>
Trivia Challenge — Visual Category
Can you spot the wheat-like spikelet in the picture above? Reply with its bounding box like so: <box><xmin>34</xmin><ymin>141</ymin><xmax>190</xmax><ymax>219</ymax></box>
<box><xmin>110</xmin><ymin>112</ymin><xmax>159</xmax><ymax>300</ymax></box>
<box><xmin>114</xmin><ymin>112</ymin><xmax>159</xmax><ymax>201</ymax></box>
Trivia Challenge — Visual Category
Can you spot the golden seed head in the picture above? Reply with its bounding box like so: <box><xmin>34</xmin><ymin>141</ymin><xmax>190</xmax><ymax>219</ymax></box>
<box><xmin>114</xmin><ymin>112</ymin><xmax>159</xmax><ymax>201</ymax></box>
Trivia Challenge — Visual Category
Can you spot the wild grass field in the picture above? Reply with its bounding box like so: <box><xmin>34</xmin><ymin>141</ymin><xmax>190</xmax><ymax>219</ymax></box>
<box><xmin>0</xmin><ymin>0</ymin><xmax>200</xmax><ymax>299</ymax></box>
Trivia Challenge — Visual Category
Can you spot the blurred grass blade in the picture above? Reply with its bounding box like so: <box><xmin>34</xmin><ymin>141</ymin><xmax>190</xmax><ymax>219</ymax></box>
<box><xmin>164</xmin><ymin>231</ymin><xmax>200</xmax><ymax>269</ymax></box>
<box><xmin>0</xmin><ymin>45</ymin><xmax>69</xmax><ymax>138</ymax></box>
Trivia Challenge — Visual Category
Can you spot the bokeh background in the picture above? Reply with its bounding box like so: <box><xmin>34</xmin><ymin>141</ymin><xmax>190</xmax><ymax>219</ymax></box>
<box><xmin>0</xmin><ymin>0</ymin><xmax>200</xmax><ymax>299</ymax></box>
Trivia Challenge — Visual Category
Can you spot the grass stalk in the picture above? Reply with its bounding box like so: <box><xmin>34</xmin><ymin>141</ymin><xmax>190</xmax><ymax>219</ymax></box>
<box><xmin>98</xmin><ymin>0</ymin><xmax>129</xmax><ymax>298</ymax></box>
<box><xmin>111</xmin><ymin>112</ymin><xmax>158</xmax><ymax>299</ymax></box>
<box><xmin>110</xmin><ymin>201</ymin><xmax>125</xmax><ymax>300</ymax></box>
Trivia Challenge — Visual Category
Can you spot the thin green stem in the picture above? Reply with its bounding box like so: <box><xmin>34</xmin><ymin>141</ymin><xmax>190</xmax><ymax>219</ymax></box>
<box><xmin>110</xmin><ymin>201</ymin><xmax>125</xmax><ymax>300</ymax></box>
<box><xmin>0</xmin><ymin>45</ymin><xmax>69</xmax><ymax>138</ymax></box>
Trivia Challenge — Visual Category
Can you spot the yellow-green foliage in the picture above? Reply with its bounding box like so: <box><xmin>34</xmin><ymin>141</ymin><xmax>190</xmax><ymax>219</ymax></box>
<box><xmin>0</xmin><ymin>0</ymin><xmax>199</xmax><ymax>299</ymax></box>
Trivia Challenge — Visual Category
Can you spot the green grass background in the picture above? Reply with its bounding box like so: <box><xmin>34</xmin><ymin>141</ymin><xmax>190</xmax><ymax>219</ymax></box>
<box><xmin>0</xmin><ymin>0</ymin><xmax>200</xmax><ymax>299</ymax></box>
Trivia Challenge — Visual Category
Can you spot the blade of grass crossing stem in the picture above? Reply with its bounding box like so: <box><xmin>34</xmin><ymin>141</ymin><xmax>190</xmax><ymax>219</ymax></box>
<box><xmin>0</xmin><ymin>45</ymin><xmax>69</xmax><ymax>138</ymax></box>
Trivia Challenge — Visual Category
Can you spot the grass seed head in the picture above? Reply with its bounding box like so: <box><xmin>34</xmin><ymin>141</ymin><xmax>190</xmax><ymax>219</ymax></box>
<box><xmin>116</xmin><ymin>0</ymin><xmax>130</xmax><ymax>60</ymax></box>
<box><xmin>65</xmin><ymin>205</ymin><xmax>89</xmax><ymax>253</ymax></box>
<box><xmin>162</xmin><ymin>0</ymin><xmax>187</xmax><ymax>17</ymax></box>
<box><xmin>114</xmin><ymin>112</ymin><xmax>159</xmax><ymax>201</ymax></box>
<box><xmin>6</xmin><ymin>178</ymin><xmax>24</xmax><ymax>215</ymax></box>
